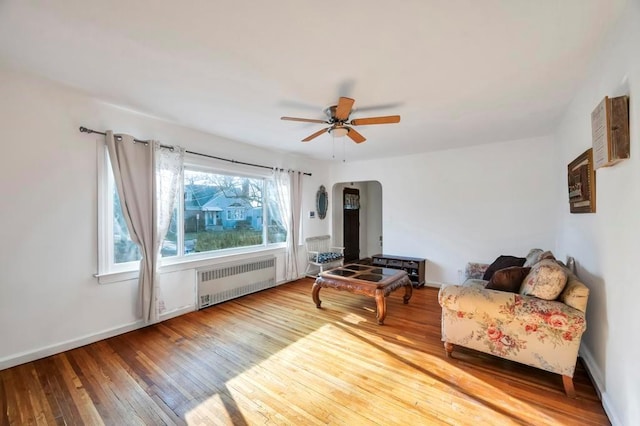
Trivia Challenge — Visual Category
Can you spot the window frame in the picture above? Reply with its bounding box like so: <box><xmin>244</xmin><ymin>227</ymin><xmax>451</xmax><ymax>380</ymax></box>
<box><xmin>97</xmin><ymin>148</ymin><xmax>286</xmax><ymax>281</ymax></box>
<box><xmin>97</xmin><ymin>143</ymin><xmax>142</xmax><ymax>276</ymax></box>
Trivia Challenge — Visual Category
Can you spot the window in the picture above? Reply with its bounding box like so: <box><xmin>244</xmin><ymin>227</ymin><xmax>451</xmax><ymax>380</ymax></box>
<box><xmin>99</xmin><ymin>150</ymin><xmax>287</xmax><ymax>275</ymax></box>
<box><xmin>226</xmin><ymin>208</ymin><xmax>246</xmax><ymax>221</ymax></box>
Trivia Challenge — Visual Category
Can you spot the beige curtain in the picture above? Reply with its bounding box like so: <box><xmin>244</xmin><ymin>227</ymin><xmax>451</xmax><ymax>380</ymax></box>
<box><xmin>106</xmin><ymin>131</ymin><xmax>157</xmax><ymax>322</ymax></box>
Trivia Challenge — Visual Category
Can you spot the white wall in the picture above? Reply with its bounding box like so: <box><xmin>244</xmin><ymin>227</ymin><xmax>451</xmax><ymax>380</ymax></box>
<box><xmin>329</xmin><ymin>136</ymin><xmax>559</xmax><ymax>285</ymax></box>
<box><xmin>554</xmin><ymin>1</ymin><xmax>640</xmax><ymax>424</ymax></box>
<box><xmin>0</xmin><ymin>66</ymin><xmax>330</xmax><ymax>369</ymax></box>
<box><xmin>364</xmin><ymin>181</ymin><xmax>383</xmax><ymax>257</ymax></box>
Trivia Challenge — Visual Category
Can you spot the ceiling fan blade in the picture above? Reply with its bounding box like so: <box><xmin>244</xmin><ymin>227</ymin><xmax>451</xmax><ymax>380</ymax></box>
<box><xmin>347</xmin><ymin>127</ymin><xmax>366</xmax><ymax>143</ymax></box>
<box><xmin>281</xmin><ymin>116</ymin><xmax>328</xmax><ymax>124</ymax></box>
<box><xmin>335</xmin><ymin>97</ymin><xmax>355</xmax><ymax>121</ymax></box>
<box><xmin>352</xmin><ymin>102</ymin><xmax>403</xmax><ymax>113</ymax></box>
<box><xmin>302</xmin><ymin>127</ymin><xmax>329</xmax><ymax>142</ymax></box>
<box><xmin>350</xmin><ymin>115</ymin><xmax>401</xmax><ymax>126</ymax></box>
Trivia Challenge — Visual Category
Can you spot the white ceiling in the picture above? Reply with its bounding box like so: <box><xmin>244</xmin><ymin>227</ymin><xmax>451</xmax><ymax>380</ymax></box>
<box><xmin>0</xmin><ymin>1</ymin><xmax>627</xmax><ymax>160</ymax></box>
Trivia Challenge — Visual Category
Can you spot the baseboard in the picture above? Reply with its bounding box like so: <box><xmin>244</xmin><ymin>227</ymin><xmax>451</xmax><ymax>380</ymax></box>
<box><xmin>159</xmin><ymin>305</ymin><xmax>195</xmax><ymax>321</ymax></box>
<box><xmin>277</xmin><ymin>275</ymin><xmax>305</xmax><ymax>285</ymax></box>
<box><xmin>425</xmin><ymin>281</ymin><xmax>444</xmax><ymax>288</ymax></box>
<box><xmin>0</xmin><ymin>304</ymin><xmax>195</xmax><ymax>371</ymax></box>
<box><xmin>580</xmin><ymin>345</ymin><xmax>621</xmax><ymax>426</ymax></box>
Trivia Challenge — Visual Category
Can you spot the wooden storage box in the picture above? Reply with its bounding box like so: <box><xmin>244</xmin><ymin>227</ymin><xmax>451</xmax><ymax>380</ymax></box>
<box><xmin>591</xmin><ymin>95</ymin><xmax>630</xmax><ymax>169</ymax></box>
<box><xmin>371</xmin><ymin>254</ymin><xmax>426</xmax><ymax>287</ymax></box>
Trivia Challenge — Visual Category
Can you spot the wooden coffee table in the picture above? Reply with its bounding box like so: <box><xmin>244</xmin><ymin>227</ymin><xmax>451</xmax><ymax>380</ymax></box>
<box><xmin>312</xmin><ymin>264</ymin><xmax>413</xmax><ymax>325</ymax></box>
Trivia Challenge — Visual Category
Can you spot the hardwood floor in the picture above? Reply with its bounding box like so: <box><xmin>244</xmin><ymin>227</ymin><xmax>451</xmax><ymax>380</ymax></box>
<box><xmin>1</xmin><ymin>279</ymin><xmax>609</xmax><ymax>425</ymax></box>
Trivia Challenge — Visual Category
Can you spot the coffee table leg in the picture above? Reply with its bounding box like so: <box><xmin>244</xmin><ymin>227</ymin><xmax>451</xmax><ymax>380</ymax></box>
<box><xmin>403</xmin><ymin>282</ymin><xmax>413</xmax><ymax>304</ymax></box>
<box><xmin>375</xmin><ymin>290</ymin><xmax>386</xmax><ymax>325</ymax></box>
<box><xmin>312</xmin><ymin>282</ymin><xmax>322</xmax><ymax>308</ymax></box>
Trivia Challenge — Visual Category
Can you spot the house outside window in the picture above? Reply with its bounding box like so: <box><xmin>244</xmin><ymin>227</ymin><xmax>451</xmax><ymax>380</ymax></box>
<box><xmin>184</xmin><ymin>169</ymin><xmax>264</xmax><ymax>252</ymax></box>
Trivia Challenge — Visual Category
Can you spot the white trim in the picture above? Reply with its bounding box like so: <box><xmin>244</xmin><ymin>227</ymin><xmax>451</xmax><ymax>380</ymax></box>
<box><xmin>163</xmin><ymin>246</ymin><xmax>286</xmax><ymax>273</ymax></box>
<box><xmin>0</xmin><ymin>305</ymin><xmax>195</xmax><ymax>371</ymax></box>
<box><xmin>425</xmin><ymin>281</ymin><xmax>445</xmax><ymax>288</ymax></box>
<box><xmin>95</xmin><ymin>269</ymin><xmax>138</xmax><ymax>284</ymax></box>
<box><xmin>96</xmin><ymin>140</ymin><xmax>111</xmax><ymax>276</ymax></box>
<box><xmin>97</xmin><ymin>246</ymin><xmax>286</xmax><ymax>284</ymax></box>
<box><xmin>580</xmin><ymin>345</ymin><xmax>619</xmax><ymax>425</ymax></box>
<box><xmin>579</xmin><ymin>345</ymin><xmax>604</xmax><ymax>400</ymax></box>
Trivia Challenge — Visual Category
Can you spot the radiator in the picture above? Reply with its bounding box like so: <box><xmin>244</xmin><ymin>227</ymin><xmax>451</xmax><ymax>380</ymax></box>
<box><xmin>197</xmin><ymin>256</ymin><xmax>276</xmax><ymax>309</ymax></box>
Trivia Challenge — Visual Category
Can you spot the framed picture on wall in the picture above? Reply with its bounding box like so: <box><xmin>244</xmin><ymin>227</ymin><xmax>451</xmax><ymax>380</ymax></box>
<box><xmin>567</xmin><ymin>148</ymin><xmax>596</xmax><ymax>213</ymax></box>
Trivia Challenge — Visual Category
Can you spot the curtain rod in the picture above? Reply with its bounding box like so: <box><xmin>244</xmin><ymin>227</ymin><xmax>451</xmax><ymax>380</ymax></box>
<box><xmin>79</xmin><ymin>126</ymin><xmax>312</xmax><ymax>176</ymax></box>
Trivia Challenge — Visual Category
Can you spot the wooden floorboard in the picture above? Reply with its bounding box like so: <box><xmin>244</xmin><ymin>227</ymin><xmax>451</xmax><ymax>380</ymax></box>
<box><xmin>0</xmin><ymin>279</ymin><xmax>610</xmax><ymax>425</ymax></box>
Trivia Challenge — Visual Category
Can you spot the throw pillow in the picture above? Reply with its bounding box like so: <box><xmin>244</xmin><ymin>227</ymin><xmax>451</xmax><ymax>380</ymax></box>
<box><xmin>482</xmin><ymin>255</ymin><xmax>527</xmax><ymax>280</ymax></box>
<box><xmin>520</xmin><ymin>259</ymin><xmax>568</xmax><ymax>300</ymax></box>
<box><xmin>559</xmin><ymin>274</ymin><xmax>590</xmax><ymax>313</ymax></box>
<box><xmin>523</xmin><ymin>248</ymin><xmax>544</xmax><ymax>267</ymax></box>
<box><xmin>486</xmin><ymin>266</ymin><xmax>531</xmax><ymax>293</ymax></box>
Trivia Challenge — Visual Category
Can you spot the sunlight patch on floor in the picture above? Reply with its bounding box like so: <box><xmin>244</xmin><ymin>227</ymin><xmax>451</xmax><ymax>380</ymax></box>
<box><xmin>185</xmin><ymin>393</ymin><xmax>233</xmax><ymax>425</ymax></box>
<box><xmin>331</xmin><ymin>320</ymin><xmax>562</xmax><ymax>425</ymax></box>
<box><xmin>342</xmin><ymin>312</ymin><xmax>367</xmax><ymax>324</ymax></box>
<box><xmin>185</xmin><ymin>321</ymin><xmax>563</xmax><ymax>425</ymax></box>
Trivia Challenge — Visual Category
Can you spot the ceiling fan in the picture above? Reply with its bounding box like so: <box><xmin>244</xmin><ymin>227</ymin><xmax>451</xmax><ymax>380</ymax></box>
<box><xmin>281</xmin><ymin>97</ymin><xmax>401</xmax><ymax>143</ymax></box>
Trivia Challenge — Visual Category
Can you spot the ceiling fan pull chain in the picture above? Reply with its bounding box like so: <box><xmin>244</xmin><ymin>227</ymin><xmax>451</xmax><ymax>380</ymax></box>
<box><xmin>343</xmin><ymin>138</ymin><xmax>346</xmax><ymax>163</ymax></box>
<box><xmin>332</xmin><ymin>133</ymin><xmax>335</xmax><ymax>159</ymax></box>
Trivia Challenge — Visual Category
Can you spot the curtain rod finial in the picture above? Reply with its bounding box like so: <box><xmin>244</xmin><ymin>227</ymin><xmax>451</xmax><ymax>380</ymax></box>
<box><xmin>79</xmin><ymin>126</ymin><xmax>90</xmax><ymax>133</ymax></box>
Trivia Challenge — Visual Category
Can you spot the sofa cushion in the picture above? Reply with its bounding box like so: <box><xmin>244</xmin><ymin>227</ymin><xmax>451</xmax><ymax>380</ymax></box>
<box><xmin>312</xmin><ymin>252</ymin><xmax>344</xmax><ymax>264</ymax></box>
<box><xmin>520</xmin><ymin>259</ymin><xmax>568</xmax><ymax>300</ymax></box>
<box><xmin>463</xmin><ymin>278</ymin><xmax>489</xmax><ymax>289</ymax></box>
<box><xmin>482</xmin><ymin>255</ymin><xmax>526</xmax><ymax>280</ymax></box>
<box><xmin>523</xmin><ymin>249</ymin><xmax>544</xmax><ymax>267</ymax></box>
<box><xmin>486</xmin><ymin>266</ymin><xmax>531</xmax><ymax>293</ymax></box>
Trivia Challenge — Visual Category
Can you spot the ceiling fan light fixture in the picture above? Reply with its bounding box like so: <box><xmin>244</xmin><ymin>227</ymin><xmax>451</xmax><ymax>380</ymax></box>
<box><xmin>329</xmin><ymin>127</ymin><xmax>349</xmax><ymax>138</ymax></box>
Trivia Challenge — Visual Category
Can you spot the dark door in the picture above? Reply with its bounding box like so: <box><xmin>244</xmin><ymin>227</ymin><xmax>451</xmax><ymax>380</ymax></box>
<box><xmin>343</xmin><ymin>188</ymin><xmax>360</xmax><ymax>262</ymax></box>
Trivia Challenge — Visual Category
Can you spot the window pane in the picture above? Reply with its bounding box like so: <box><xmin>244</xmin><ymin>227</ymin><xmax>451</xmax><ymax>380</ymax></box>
<box><xmin>184</xmin><ymin>170</ymin><xmax>264</xmax><ymax>253</ymax></box>
<box><xmin>266</xmin><ymin>181</ymin><xmax>287</xmax><ymax>244</ymax></box>
<box><xmin>111</xmin><ymin>169</ymin><xmax>178</xmax><ymax>262</ymax></box>
<box><xmin>113</xmin><ymin>187</ymin><xmax>142</xmax><ymax>264</ymax></box>
<box><xmin>160</xmin><ymin>206</ymin><xmax>178</xmax><ymax>257</ymax></box>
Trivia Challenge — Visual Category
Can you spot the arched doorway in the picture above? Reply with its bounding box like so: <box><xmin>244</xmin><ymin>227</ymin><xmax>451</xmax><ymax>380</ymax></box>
<box><xmin>332</xmin><ymin>181</ymin><xmax>382</xmax><ymax>261</ymax></box>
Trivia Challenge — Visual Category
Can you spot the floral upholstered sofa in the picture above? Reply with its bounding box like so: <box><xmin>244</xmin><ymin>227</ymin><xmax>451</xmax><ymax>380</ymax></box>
<box><xmin>438</xmin><ymin>250</ymin><xmax>589</xmax><ymax>397</ymax></box>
